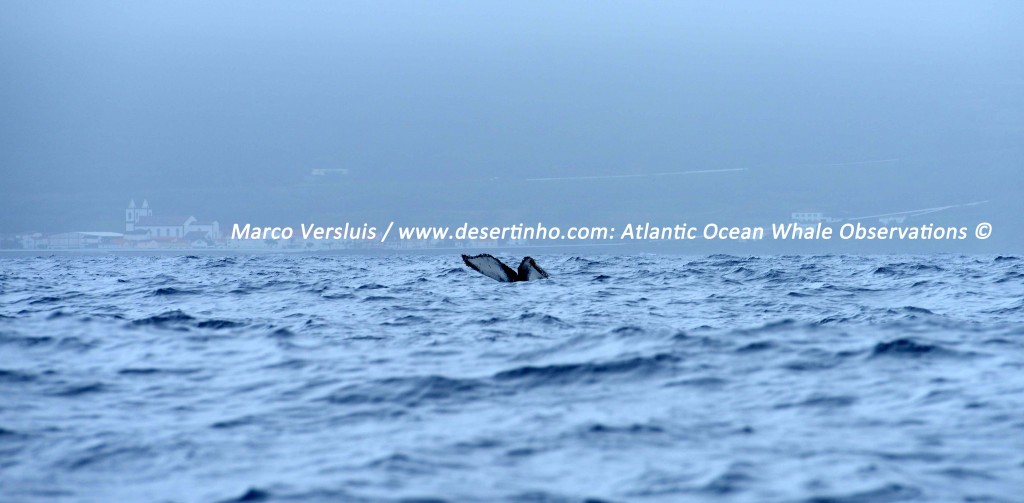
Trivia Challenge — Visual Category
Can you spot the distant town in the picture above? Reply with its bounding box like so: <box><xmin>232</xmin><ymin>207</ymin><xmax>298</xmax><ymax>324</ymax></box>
<box><xmin>4</xmin><ymin>199</ymin><xmax>225</xmax><ymax>251</ymax></box>
<box><xmin>0</xmin><ymin>199</ymin><xmax>522</xmax><ymax>251</ymax></box>
<box><xmin>0</xmin><ymin>198</ymin><xmax>987</xmax><ymax>251</ymax></box>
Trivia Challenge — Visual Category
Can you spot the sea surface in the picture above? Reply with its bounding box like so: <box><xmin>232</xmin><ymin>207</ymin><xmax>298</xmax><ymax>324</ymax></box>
<box><xmin>1</xmin><ymin>254</ymin><xmax>1022</xmax><ymax>503</ymax></box>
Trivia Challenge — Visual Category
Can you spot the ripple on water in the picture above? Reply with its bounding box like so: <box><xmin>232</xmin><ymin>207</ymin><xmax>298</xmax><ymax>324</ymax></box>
<box><xmin>0</xmin><ymin>254</ymin><xmax>1021</xmax><ymax>502</ymax></box>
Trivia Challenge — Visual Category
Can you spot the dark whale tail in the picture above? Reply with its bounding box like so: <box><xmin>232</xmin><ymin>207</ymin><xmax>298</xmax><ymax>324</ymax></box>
<box><xmin>516</xmin><ymin>256</ymin><xmax>549</xmax><ymax>281</ymax></box>
<box><xmin>462</xmin><ymin>254</ymin><xmax>549</xmax><ymax>282</ymax></box>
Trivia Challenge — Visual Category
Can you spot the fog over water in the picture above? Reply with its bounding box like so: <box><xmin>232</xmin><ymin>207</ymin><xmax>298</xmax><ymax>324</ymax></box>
<box><xmin>1</xmin><ymin>1</ymin><xmax>1021</xmax><ymax>251</ymax></box>
<box><xmin>3</xmin><ymin>5</ymin><xmax>1024</xmax><ymax>502</ymax></box>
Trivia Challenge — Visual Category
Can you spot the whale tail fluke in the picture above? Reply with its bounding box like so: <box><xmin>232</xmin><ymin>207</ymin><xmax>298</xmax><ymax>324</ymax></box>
<box><xmin>517</xmin><ymin>256</ymin><xmax>549</xmax><ymax>281</ymax></box>
<box><xmin>462</xmin><ymin>253</ymin><xmax>519</xmax><ymax>282</ymax></box>
<box><xmin>461</xmin><ymin>254</ymin><xmax>550</xmax><ymax>282</ymax></box>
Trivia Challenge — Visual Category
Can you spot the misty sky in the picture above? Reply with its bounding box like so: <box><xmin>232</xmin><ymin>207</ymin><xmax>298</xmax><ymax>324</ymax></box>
<box><xmin>1</xmin><ymin>1</ymin><xmax>1021</xmax><ymax>250</ymax></box>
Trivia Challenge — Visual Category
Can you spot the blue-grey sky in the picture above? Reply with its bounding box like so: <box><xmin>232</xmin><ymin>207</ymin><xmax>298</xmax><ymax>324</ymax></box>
<box><xmin>1</xmin><ymin>1</ymin><xmax>1021</xmax><ymax>250</ymax></box>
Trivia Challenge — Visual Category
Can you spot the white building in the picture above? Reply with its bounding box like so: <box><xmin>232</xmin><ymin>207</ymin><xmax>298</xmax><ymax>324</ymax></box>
<box><xmin>46</xmin><ymin>231</ymin><xmax>124</xmax><ymax>249</ymax></box>
<box><xmin>791</xmin><ymin>212</ymin><xmax>842</xmax><ymax>224</ymax></box>
<box><xmin>125</xmin><ymin>199</ymin><xmax>221</xmax><ymax>240</ymax></box>
<box><xmin>878</xmin><ymin>215</ymin><xmax>907</xmax><ymax>225</ymax></box>
<box><xmin>124</xmin><ymin>199</ymin><xmax>153</xmax><ymax>232</ymax></box>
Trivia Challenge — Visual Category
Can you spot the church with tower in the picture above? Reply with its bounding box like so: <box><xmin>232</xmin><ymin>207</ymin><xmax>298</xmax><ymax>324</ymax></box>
<box><xmin>124</xmin><ymin>199</ymin><xmax>153</xmax><ymax>232</ymax></box>
<box><xmin>125</xmin><ymin>199</ymin><xmax>221</xmax><ymax>243</ymax></box>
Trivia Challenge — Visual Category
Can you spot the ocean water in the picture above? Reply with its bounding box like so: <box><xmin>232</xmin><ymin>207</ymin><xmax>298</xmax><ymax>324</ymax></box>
<box><xmin>1</xmin><ymin>254</ymin><xmax>1022</xmax><ymax>503</ymax></box>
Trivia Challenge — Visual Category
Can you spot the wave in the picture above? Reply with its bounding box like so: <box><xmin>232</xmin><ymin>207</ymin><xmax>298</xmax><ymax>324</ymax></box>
<box><xmin>1</xmin><ymin>254</ymin><xmax>1022</xmax><ymax>502</ymax></box>
<box><xmin>871</xmin><ymin>338</ymin><xmax>951</xmax><ymax>358</ymax></box>
<box><xmin>493</xmin><ymin>353</ymin><xmax>679</xmax><ymax>386</ymax></box>
<box><xmin>131</xmin><ymin>310</ymin><xmax>195</xmax><ymax>326</ymax></box>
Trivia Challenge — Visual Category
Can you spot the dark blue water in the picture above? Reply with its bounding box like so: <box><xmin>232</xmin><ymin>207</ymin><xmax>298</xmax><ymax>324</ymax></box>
<box><xmin>1</xmin><ymin>254</ymin><xmax>1022</xmax><ymax>502</ymax></box>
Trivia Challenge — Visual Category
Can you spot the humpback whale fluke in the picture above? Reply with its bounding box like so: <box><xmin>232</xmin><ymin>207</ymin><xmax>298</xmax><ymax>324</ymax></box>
<box><xmin>462</xmin><ymin>254</ymin><xmax>550</xmax><ymax>283</ymax></box>
<box><xmin>516</xmin><ymin>256</ymin><xmax>549</xmax><ymax>281</ymax></box>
